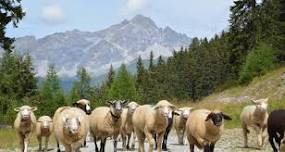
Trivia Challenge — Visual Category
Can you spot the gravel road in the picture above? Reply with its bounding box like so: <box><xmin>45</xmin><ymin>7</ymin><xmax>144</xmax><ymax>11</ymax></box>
<box><xmin>1</xmin><ymin>128</ymin><xmax>276</xmax><ymax>152</ymax></box>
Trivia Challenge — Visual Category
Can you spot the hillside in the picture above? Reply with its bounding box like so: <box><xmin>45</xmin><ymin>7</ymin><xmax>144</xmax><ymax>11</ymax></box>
<box><xmin>202</xmin><ymin>67</ymin><xmax>285</xmax><ymax>103</ymax></box>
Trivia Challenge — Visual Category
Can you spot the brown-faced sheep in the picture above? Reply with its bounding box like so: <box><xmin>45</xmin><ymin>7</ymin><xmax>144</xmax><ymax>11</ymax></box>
<box><xmin>132</xmin><ymin>100</ymin><xmax>176</xmax><ymax>152</ymax></box>
<box><xmin>240</xmin><ymin>98</ymin><xmax>268</xmax><ymax>149</ymax></box>
<box><xmin>120</xmin><ymin>101</ymin><xmax>140</xmax><ymax>150</ymax></box>
<box><xmin>174</xmin><ymin>107</ymin><xmax>193</xmax><ymax>145</ymax></box>
<box><xmin>36</xmin><ymin>116</ymin><xmax>53</xmax><ymax>151</ymax></box>
<box><xmin>186</xmin><ymin>109</ymin><xmax>231</xmax><ymax>152</ymax></box>
<box><xmin>89</xmin><ymin>100</ymin><xmax>127</xmax><ymax>152</ymax></box>
<box><xmin>53</xmin><ymin>107</ymin><xmax>89</xmax><ymax>152</ymax></box>
<box><xmin>14</xmin><ymin>105</ymin><xmax>37</xmax><ymax>152</ymax></box>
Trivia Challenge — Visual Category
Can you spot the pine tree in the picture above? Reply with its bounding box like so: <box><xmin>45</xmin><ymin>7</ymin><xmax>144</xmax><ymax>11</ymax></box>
<box><xmin>39</xmin><ymin>65</ymin><xmax>65</xmax><ymax>116</ymax></box>
<box><xmin>0</xmin><ymin>0</ymin><xmax>25</xmax><ymax>51</ymax></box>
<box><xmin>70</xmin><ymin>67</ymin><xmax>92</xmax><ymax>102</ymax></box>
<box><xmin>149</xmin><ymin>51</ymin><xmax>154</xmax><ymax>70</ymax></box>
<box><xmin>108</xmin><ymin>64</ymin><xmax>139</xmax><ymax>101</ymax></box>
<box><xmin>106</xmin><ymin>64</ymin><xmax>115</xmax><ymax>88</ymax></box>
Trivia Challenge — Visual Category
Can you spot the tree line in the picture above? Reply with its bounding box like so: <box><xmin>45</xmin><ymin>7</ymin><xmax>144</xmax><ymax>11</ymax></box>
<box><xmin>0</xmin><ymin>0</ymin><xmax>284</xmax><ymax>124</ymax></box>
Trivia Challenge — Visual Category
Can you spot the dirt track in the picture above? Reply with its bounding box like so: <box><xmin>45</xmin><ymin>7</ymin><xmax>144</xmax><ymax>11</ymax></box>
<box><xmin>1</xmin><ymin>128</ymin><xmax>276</xmax><ymax>152</ymax></box>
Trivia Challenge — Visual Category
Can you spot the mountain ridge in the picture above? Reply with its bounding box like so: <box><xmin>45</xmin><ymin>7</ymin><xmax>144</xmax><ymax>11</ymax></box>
<box><xmin>7</xmin><ymin>15</ymin><xmax>192</xmax><ymax>77</ymax></box>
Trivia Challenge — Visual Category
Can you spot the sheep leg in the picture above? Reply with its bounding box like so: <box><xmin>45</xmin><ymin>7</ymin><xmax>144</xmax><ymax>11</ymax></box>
<box><xmin>177</xmin><ymin>129</ymin><xmax>184</xmax><ymax>145</ymax></box>
<box><xmin>19</xmin><ymin>134</ymin><xmax>24</xmax><ymax>152</ymax></box>
<box><xmin>93</xmin><ymin>136</ymin><xmax>99</xmax><ymax>152</ymax></box>
<box><xmin>277</xmin><ymin>132</ymin><xmax>284</xmax><ymax>146</ymax></box>
<box><xmin>37</xmin><ymin>136</ymin><xmax>42</xmax><ymax>151</ymax></box>
<box><xmin>45</xmin><ymin>136</ymin><xmax>49</xmax><ymax>152</ymax></box>
<box><xmin>162</xmin><ymin>130</ymin><xmax>169</xmax><ymax>151</ymax></box>
<box><xmin>190</xmin><ymin>144</ymin><xmax>195</xmax><ymax>152</ymax></box>
<box><xmin>121</xmin><ymin>133</ymin><xmax>126</xmax><ymax>150</ymax></box>
<box><xmin>55</xmin><ymin>137</ymin><xmax>61</xmax><ymax>152</ymax></box>
<box><xmin>23</xmin><ymin>134</ymin><xmax>30</xmax><ymax>152</ymax></box>
<box><xmin>126</xmin><ymin>133</ymin><xmax>131</xmax><ymax>150</ymax></box>
<box><xmin>156</xmin><ymin>132</ymin><xmax>164</xmax><ymax>152</ymax></box>
<box><xmin>269</xmin><ymin>135</ymin><xmax>278</xmax><ymax>152</ymax></box>
<box><xmin>256</xmin><ymin>128</ymin><xmax>263</xmax><ymax>149</ymax></box>
<box><xmin>131</xmin><ymin>132</ymin><xmax>136</xmax><ymax>149</ymax></box>
<box><xmin>209</xmin><ymin>143</ymin><xmax>215</xmax><ymax>152</ymax></box>
<box><xmin>113</xmin><ymin>136</ymin><xmax>118</xmax><ymax>152</ymax></box>
<box><xmin>100</xmin><ymin>138</ymin><xmax>107</xmax><ymax>152</ymax></box>
<box><xmin>242</xmin><ymin>124</ymin><xmax>248</xmax><ymax>148</ymax></box>
<box><xmin>203</xmin><ymin>144</ymin><xmax>210</xmax><ymax>152</ymax></box>
<box><xmin>136</xmin><ymin>129</ymin><xmax>145</xmax><ymax>152</ymax></box>
<box><xmin>145</xmin><ymin>130</ymin><xmax>155</xmax><ymax>152</ymax></box>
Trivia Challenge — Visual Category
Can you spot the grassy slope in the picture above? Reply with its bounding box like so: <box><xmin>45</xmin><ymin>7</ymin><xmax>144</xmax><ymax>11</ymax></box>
<box><xmin>174</xmin><ymin>67</ymin><xmax>285</xmax><ymax>128</ymax></box>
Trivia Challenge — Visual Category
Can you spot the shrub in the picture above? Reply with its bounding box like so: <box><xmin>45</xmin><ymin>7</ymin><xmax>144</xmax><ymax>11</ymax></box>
<box><xmin>239</xmin><ymin>43</ymin><xmax>276</xmax><ymax>84</ymax></box>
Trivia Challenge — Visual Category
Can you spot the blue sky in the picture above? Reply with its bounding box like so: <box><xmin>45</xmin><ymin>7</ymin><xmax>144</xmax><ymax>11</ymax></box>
<box><xmin>7</xmin><ymin>0</ymin><xmax>234</xmax><ymax>39</ymax></box>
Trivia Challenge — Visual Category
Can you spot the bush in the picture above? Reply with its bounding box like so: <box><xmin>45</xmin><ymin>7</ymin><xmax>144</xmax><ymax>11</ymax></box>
<box><xmin>239</xmin><ymin>43</ymin><xmax>276</xmax><ymax>84</ymax></box>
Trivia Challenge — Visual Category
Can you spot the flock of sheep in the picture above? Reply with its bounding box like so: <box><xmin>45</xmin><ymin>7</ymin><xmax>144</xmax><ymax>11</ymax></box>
<box><xmin>12</xmin><ymin>98</ymin><xmax>285</xmax><ymax>152</ymax></box>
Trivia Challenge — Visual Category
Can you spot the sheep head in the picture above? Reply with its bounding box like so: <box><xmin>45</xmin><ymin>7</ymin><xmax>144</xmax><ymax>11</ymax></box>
<box><xmin>14</xmin><ymin>105</ymin><xmax>37</xmax><ymax>121</ymax></box>
<box><xmin>38</xmin><ymin>117</ymin><xmax>52</xmax><ymax>129</ymax></box>
<box><xmin>126</xmin><ymin>101</ymin><xmax>140</xmax><ymax>114</ymax></box>
<box><xmin>177</xmin><ymin>107</ymin><xmax>193</xmax><ymax>119</ymax></box>
<box><xmin>63</xmin><ymin>116</ymin><xmax>81</xmax><ymax>135</ymax></box>
<box><xmin>205</xmin><ymin>110</ymin><xmax>232</xmax><ymax>127</ymax></box>
<box><xmin>154</xmin><ymin>100</ymin><xmax>176</xmax><ymax>118</ymax></box>
<box><xmin>251</xmin><ymin>98</ymin><xmax>268</xmax><ymax>112</ymax></box>
<box><xmin>108</xmin><ymin>100</ymin><xmax>128</xmax><ymax>116</ymax></box>
<box><xmin>73</xmin><ymin>99</ymin><xmax>92</xmax><ymax>115</ymax></box>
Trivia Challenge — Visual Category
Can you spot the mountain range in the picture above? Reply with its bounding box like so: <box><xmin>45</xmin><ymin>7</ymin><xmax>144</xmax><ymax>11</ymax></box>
<box><xmin>9</xmin><ymin>15</ymin><xmax>192</xmax><ymax>79</ymax></box>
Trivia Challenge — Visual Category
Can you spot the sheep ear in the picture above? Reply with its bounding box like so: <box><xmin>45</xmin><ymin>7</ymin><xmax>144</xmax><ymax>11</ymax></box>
<box><xmin>263</xmin><ymin>98</ymin><xmax>269</xmax><ymax>103</ymax></box>
<box><xmin>173</xmin><ymin>111</ymin><xmax>180</xmax><ymax>116</ymax></box>
<box><xmin>14</xmin><ymin>107</ymin><xmax>20</xmax><ymax>112</ymax></box>
<box><xmin>122</xmin><ymin>100</ymin><xmax>128</xmax><ymax>106</ymax></box>
<box><xmin>107</xmin><ymin>101</ymin><xmax>113</xmax><ymax>105</ymax></box>
<box><xmin>251</xmin><ymin>99</ymin><xmax>257</xmax><ymax>104</ymax></box>
<box><xmin>205</xmin><ymin>113</ymin><xmax>213</xmax><ymax>121</ymax></box>
<box><xmin>170</xmin><ymin>104</ymin><xmax>177</xmax><ymax>110</ymax></box>
<box><xmin>73</xmin><ymin>102</ymin><xmax>80</xmax><ymax>107</ymax></box>
<box><xmin>31</xmin><ymin>107</ymin><xmax>37</xmax><ymax>111</ymax></box>
<box><xmin>221</xmin><ymin>112</ymin><xmax>232</xmax><ymax>120</ymax></box>
<box><xmin>154</xmin><ymin>105</ymin><xmax>160</xmax><ymax>110</ymax></box>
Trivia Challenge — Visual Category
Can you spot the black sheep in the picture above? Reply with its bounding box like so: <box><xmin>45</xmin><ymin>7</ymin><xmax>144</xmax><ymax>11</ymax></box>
<box><xmin>268</xmin><ymin>109</ymin><xmax>285</xmax><ymax>152</ymax></box>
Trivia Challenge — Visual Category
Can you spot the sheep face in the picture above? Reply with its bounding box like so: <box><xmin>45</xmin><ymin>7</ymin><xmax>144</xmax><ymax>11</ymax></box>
<box><xmin>39</xmin><ymin>120</ymin><xmax>52</xmax><ymax>129</ymax></box>
<box><xmin>108</xmin><ymin>100</ymin><xmax>128</xmax><ymax>116</ymax></box>
<box><xmin>73</xmin><ymin>99</ymin><xmax>92</xmax><ymax>115</ymax></box>
<box><xmin>251</xmin><ymin>98</ymin><xmax>268</xmax><ymax>112</ymax></box>
<box><xmin>63</xmin><ymin>117</ymin><xmax>81</xmax><ymax>135</ymax></box>
<box><xmin>181</xmin><ymin>108</ymin><xmax>192</xmax><ymax>119</ymax></box>
<box><xmin>127</xmin><ymin>102</ymin><xmax>139</xmax><ymax>114</ymax></box>
<box><xmin>14</xmin><ymin>106</ymin><xmax>37</xmax><ymax>121</ymax></box>
<box><xmin>205</xmin><ymin>112</ymin><xmax>232</xmax><ymax>127</ymax></box>
<box><xmin>154</xmin><ymin>102</ymin><xmax>176</xmax><ymax>118</ymax></box>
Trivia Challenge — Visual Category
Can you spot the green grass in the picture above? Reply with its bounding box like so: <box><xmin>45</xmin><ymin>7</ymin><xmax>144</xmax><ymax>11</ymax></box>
<box><xmin>0</xmin><ymin>128</ymin><xmax>56</xmax><ymax>150</ymax></box>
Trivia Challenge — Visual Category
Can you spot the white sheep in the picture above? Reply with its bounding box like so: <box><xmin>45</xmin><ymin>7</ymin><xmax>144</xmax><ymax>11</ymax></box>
<box><xmin>36</xmin><ymin>116</ymin><xmax>53</xmax><ymax>151</ymax></box>
<box><xmin>174</xmin><ymin>107</ymin><xmax>193</xmax><ymax>145</ymax></box>
<box><xmin>53</xmin><ymin>106</ymin><xmax>89</xmax><ymax>152</ymax></box>
<box><xmin>120</xmin><ymin>101</ymin><xmax>140</xmax><ymax>150</ymax></box>
<box><xmin>14</xmin><ymin>105</ymin><xmax>37</xmax><ymax>152</ymax></box>
<box><xmin>240</xmin><ymin>98</ymin><xmax>269</xmax><ymax>149</ymax></box>
<box><xmin>132</xmin><ymin>100</ymin><xmax>176</xmax><ymax>152</ymax></box>
<box><xmin>186</xmin><ymin>109</ymin><xmax>231</xmax><ymax>152</ymax></box>
<box><xmin>89</xmin><ymin>100</ymin><xmax>127</xmax><ymax>152</ymax></box>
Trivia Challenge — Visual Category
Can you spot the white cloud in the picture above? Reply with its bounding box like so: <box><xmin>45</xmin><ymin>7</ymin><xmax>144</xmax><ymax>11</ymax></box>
<box><xmin>127</xmin><ymin>0</ymin><xmax>146</xmax><ymax>12</ymax></box>
<box><xmin>41</xmin><ymin>4</ymin><xmax>65</xmax><ymax>24</ymax></box>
